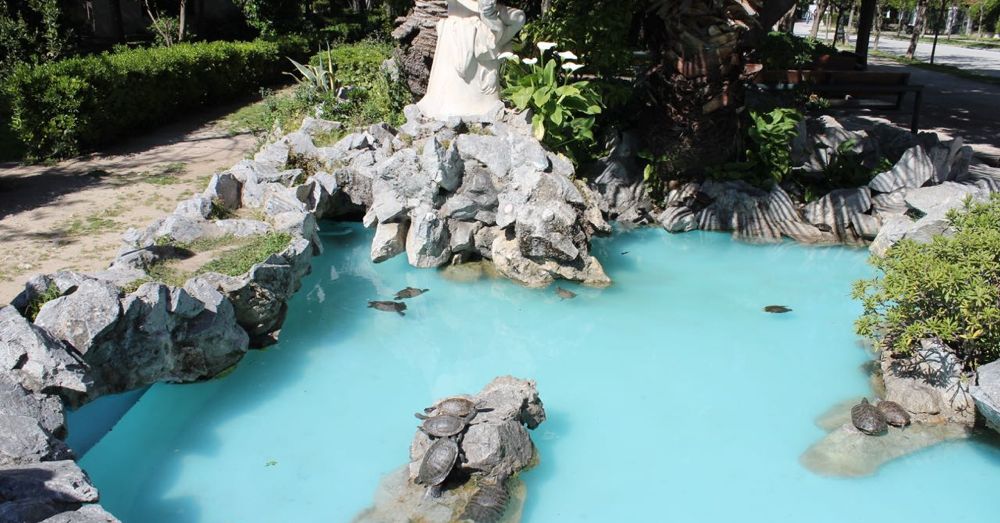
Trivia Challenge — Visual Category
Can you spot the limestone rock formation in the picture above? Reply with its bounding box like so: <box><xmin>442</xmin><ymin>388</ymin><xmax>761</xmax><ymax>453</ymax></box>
<box><xmin>971</xmin><ymin>359</ymin><xmax>1000</xmax><ymax>434</ymax></box>
<box><xmin>358</xmin><ymin>376</ymin><xmax>544</xmax><ymax>522</ymax></box>
<box><xmin>879</xmin><ymin>338</ymin><xmax>976</xmax><ymax>427</ymax></box>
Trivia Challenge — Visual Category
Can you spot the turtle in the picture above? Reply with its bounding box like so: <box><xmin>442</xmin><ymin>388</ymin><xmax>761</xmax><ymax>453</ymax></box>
<box><xmin>876</xmin><ymin>400</ymin><xmax>911</xmax><ymax>427</ymax></box>
<box><xmin>555</xmin><ymin>287</ymin><xmax>577</xmax><ymax>300</ymax></box>
<box><xmin>415</xmin><ymin>410</ymin><xmax>477</xmax><ymax>438</ymax></box>
<box><xmin>763</xmin><ymin>305</ymin><xmax>792</xmax><ymax>313</ymax></box>
<box><xmin>394</xmin><ymin>287</ymin><xmax>429</xmax><ymax>300</ymax></box>
<box><xmin>367</xmin><ymin>300</ymin><xmax>406</xmax><ymax>316</ymax></box>
<box><xmin>416</xmin><ymin>437</ymin><xmax>460</xmax><ymax>498</ymax></box>
<box><xmin>459</xmin><ymin>478</ymin><xmax>510</xmax><ymax>523</ymax></box>
<box><xmin>851</xmin><ymin>398</ymin><xmax>888</xmax><ymax>435</ymax></box>
<box><xmin>424</xmin><ymin>397</ymin><xmax>483</xmax><ymax>418</ymax></box>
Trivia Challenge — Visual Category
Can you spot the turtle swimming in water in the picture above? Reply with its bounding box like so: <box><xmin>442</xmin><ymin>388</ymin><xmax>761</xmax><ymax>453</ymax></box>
<box><xmin>460</xmin><ymin>478</ymin><xmax>510</xmax><ymax>523</ymax></box>
<box><xmin>763</xmin><ymin>305</ymin><xmax>792</xmax><ymax>313</ymax></box>
<box><xmin>367</xmin><ymin>300</ymin><xmax>407</xmax><ymax>316</ymax></box>
<box><xmin>555</xmin><ymin>287</ymin><xmax>577</xmax><ymax>300</ymax></box>
<box><xmin>416</xmin><ymin>437</ymin><xmax>460</xmax><ymax>498</ymax></box>
<box><xmin>415</xmin><ymin>410</ymin><xmax>478</xmax><ymax>438</ymax></box>
<box><xmin>394</xmin><ymin>287</ymin><xmax>429</xmax><ymax>300</ymax></box>
<box><xmin>876</xmin><ymin>400</ymin><xmax>911</xmax><ymax>427</ymax></box>
<box><xmin>851</xmin><ymin>398</ymin><xmax>888</xmax><ymax>435</ymax></box>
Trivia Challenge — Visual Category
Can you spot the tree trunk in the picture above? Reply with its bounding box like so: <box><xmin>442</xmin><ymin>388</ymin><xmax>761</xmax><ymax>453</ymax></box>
<box><xmin>978</xmin><ymin>4</ymin><xmax>984</xmax><ymax>39</ymax></box>
<box><xmin>810</xmin><ymin>1</ymin><xmax>827</xmax><ymax>38</ymax></box>
<box><xmin>641</xmin><ymin>0</ymin><xmax>771</xmax><ymax>175</ymax></box>
<box><xmin>109</xmin><ymin>0</ymin><xmax>125</xmax><ymax>42</ymax></box>
<box><xmin>896</xmin><ymin>9</ymin><xmax>904</xmax><ymax>36</ymax></box>
<box><xmin>906</xmin><ymin>0</ymin><xmax>928</xmax><ymax>59</ymax></box>
<box><xmin>392</xmin><ymin>0</ymin><xmax>448</xmax><ymax>96</ymax></box>
<box><xmin>178</xmin><ymin>0</ymin><xmax>187</xmax><ymax>42</ymax></box>
<box><xmin>874</xmin><ymin>2</ymin><xmax>882</xmax><ymax>51</ymax></box>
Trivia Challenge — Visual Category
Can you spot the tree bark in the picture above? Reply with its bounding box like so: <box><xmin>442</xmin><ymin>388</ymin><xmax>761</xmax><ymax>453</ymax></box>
<box><xmin>810</xmin><ymin>0</ymin><xmax>827</xmax><ymax>38</ymax></box>
<box><xmin>179</xmin><ymin>0</ymin><xmax>187</xmax><ymax>42</ymax></box>
<box><xmin>906</xmin><ymin>0</ymin><xmax>928</xmax><ymax>59</ymax></box>
<box><xmin>392</xmin><ymin>0</ymin><xmax>448</xmax><ymax>96</ymax></box>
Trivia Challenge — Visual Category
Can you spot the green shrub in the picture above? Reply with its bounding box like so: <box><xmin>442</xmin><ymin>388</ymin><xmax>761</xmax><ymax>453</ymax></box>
<box><xmin>308</xmin><ymin>40</ymin><xmax>410</xmax><ymax>127</ymax></box>
<box><xmin>502</xmin><ymin>43</ymin><xmax>602</xmax><ymax>164</ymax></box>
<box><xmin>23</xmin><ymin>282</ymin><xmax>61</xmax><ymax>321</ymax></box>
<box><xmin>4</xmin><ymin>38</ymin><xmax>308</xmax><ymax>160</ymax></box>
<box><xmin>710</xmin><ymin>107</ymin><xmax>802</xmax><ymax>188</ymax></box>
<box><xmin>755</xmin><ymin>32</ymin><xmax>838</xmax><ymax>70</ymax></box>
<box><xmin>853</xmin><ymin>195</ymin><xmax>1000</xmax><ymax>366</ymax></box>
<box><xmin>520</xmin><ymin>0</ymin><xmax>637</xmax><ymax>78</ymax></box>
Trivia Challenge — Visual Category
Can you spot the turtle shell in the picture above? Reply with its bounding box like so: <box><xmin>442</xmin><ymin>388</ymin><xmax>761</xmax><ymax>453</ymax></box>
<box><xmin>876</xmin><ymin>400</ymin><xmax>911</xmax><ymax>427</ymax></box>
<box><xmin>429</xmin><ymin>397</ymin><xmax>478</xmax><ymax>417</ymax></box>
<box><xmin>851</xmin><ymin>398</ymin><xmax>888</xmax><ymax>435</ymax></box>
<box><xmin>420</xmin><ymin>414</ymin><xmax>469</xmax><ymax>438</ymax></box>
<box><xmin>417</xmin><ymin>438</ymin><xmax>459</xmax><ymax>487</ymax></box>
<box><xmin>460</xmin><ymin>481</ymin><xmax>510</xmax><ymax>523</ymax></box>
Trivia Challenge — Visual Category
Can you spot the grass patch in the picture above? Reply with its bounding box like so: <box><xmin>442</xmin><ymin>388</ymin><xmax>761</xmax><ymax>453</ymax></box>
<box><xmin>201</xmin><ymin>232</ymin><xmax>293</xmax><ymax>276</ymax></box>
<box><xmin>24</xmin><ymin>283</ymin><xmax>61</xmax><ymax>321</ymax></box>
<box><xmin>869</xmin><ymin>50</ymin><xmax>1000</xmax><ymax>86</ymax></box>
<box><xmin>141</xmin><ymin>162</ymin><xmax>188</xmax><ymax>185</ymax></box>
<box><xmin>58</xmin><ymin>205</ymin><xmax>124</xmax><ymax>236</ymax></box>
<box><xmin>143</xmin><ymin>232</ymin><xmax>293</xmax><ymax>287</ymax></box>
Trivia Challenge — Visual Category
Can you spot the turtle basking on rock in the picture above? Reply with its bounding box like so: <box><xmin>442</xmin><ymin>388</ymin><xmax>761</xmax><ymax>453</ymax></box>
<box><xmin>851</xmin><ymin>398</ymin><xmax>888</xmax><ymax>435</ymax></box>
<box><xmin>423</xmin><ymin>397</ymin><xmax>487</xmax><ymax>418</ymax></box>
<box><xmin>459</xmin><ymin>478</ymin><xmax>510</xmax><ymax>523</ymax></box>
<box><xmin>415</xmin><ymin>410</ymin><xmax>477</xmax><ymax>438</ymax></box>
<box><xmin>416</xmin><ymin>437</ymin><xmax>460</xmax><ymax>498</ymax></box>
<box><xmin>876</xmin><ymin>400</ymin><xmax>911</xmax><ymax>427</ymax></box>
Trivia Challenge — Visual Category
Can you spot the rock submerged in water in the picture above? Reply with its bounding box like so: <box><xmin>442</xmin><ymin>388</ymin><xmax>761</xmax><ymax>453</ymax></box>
<box><xmin>356</xmin><ymin>376</ymin><xmax>545</xmax><ymax>522</ymax></box>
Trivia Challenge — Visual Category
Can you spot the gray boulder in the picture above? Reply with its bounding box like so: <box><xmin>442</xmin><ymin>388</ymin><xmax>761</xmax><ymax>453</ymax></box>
<box><xmin>971</xmin><ymin>359</ymin><xmax>1000</xmax><ymax>434</ymax></box>
<box><xmin>592</xmin><ymin>131</ymin><xmax>647</xmax><ymax>221</ymax></box>
<box><xmin>371</xmin><ymin>222</ymin><xmax>408</xmax><ymax>263</ymax></box>
<box><xmin>0</xmin><ymin>460</ymin><xmax>99</xmax><ymax>523</ymax></box>
<box><xmin>903</xmin><ymin>181</ymin><xmax>985</xmax><ymax>215</ymax></box>
<box><xmin>173</xmin><ymin>195</ymin><xmax>213</xmax><ymax>220</ymax></box>
<box><xmin>880</xmin><ymin>339</ymin><xmax>976</xmax><ymax>427</ymax></box>
<box><xmin>406</xmin><ymin>209</ymin><xmax>452</xmax><ymax>268</ymax></box>
<box><xmin>0</xmin><ymin>307</ymin><xmax>91</xmax><ymax>398</ymax></box>
<box><xmin>420</xmin><ymin>137</ymin><xmax>463</xmax><ymax>192</ymax></box>
<box><xmin>204</xmin><ymin>172</ymin><xmax>242</xmax><ymax>210</ymax></box>
<box><xmin>40</xmin><ymin>505</ymin><xmax>121</xmax><ymax>523</ymax></box>
<box><xmin>34</xmin><ymin>278</ymin><xmax>121</xmax><ymax>356</ymax></box>
<box><xmin>0</xmin><ymin>373</ymin><xmax>65</xmax><ymax>437</ymax></box>
<box><xmin>0</xmin><ymin>415</ymin><xmax>72</xmax><ymax>466</ymax></box>
<box><xmin>869</xmin><ymin>145</ymin><xmax>935</xmax><ymax>193</ymax></box>
<box><xmin>802</xmin><ymin>187</ymin><xmax>873</xmax><ymax>243</ymax></box>
<box><xmin>657</xmin><ymin>206</ymin><xmax>696</xmax><ymax>233</ymax></box>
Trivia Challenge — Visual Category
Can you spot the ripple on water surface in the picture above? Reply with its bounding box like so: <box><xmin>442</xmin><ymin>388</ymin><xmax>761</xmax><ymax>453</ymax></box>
<box><xmin>77</xmin><ymin>223</ymin><xmax>1000</xmax><ymax>522</ymax></box>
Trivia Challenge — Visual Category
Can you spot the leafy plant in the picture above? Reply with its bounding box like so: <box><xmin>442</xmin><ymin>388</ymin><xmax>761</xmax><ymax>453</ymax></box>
<box><xmin>755</xmin><ymin>31</ymin><xmax>839</xmax><ymax>70</ymax></box>
<box><xmin>24</xmin><ymin>282</ymin><xmax>61</xmax><ymax>321</ymax></box>
<box><xmin>501</xmin><ymin>42</ymin><xmax>602</xmax><ymax>163</ymax></box>
<box><xmin>853</xmin><ymin>195</ymin><xmax>1000</xmax><ymax>366</ymax></box>
<box><xmin>746</xmin><ymin>107</ymin><xmax>802</xmax><ymax>185</ymax></box>
<box><xmin>286</xmin><ymin>44</ymin><xmax>339</xmax><ymax>93</ymax></box>
<box><xmin>710</xmin><ymin>107</ymin><xmax>802</xmax><ymax>188</ymax></box>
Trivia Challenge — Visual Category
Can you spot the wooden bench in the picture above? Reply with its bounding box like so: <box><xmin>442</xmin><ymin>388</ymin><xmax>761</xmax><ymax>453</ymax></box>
<box><xmin>754</xmin><ymin>70</ymin><xmax>924</xmax><ymax>133</ymax></box>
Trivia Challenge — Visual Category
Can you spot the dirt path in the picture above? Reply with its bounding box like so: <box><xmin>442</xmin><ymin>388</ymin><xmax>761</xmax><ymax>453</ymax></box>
<box><xmin>0</xmin><ymin>104</ymin><xmax>261</xmax><ymax>305</ymax></box>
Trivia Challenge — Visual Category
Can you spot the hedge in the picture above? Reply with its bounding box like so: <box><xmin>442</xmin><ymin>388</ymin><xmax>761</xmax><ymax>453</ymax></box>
<box><xmin>3</xmin><ymin>37</ymin><xmax>308</xmax><ymax>160</ymax></box>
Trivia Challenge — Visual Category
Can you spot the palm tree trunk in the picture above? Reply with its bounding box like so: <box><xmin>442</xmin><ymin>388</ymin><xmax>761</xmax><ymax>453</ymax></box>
<box><xmin>392</xmin><ymin>0</ymin><xmax>448</xmax><ymax>96</ymax></box>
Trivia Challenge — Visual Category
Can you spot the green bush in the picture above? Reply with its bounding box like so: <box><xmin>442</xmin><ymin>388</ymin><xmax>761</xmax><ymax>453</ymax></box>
<box><xmin>853</xmin><ymin>195</ymin><xmax>1000</xmax><ymax>366</ymax></box>
<box><xmin>308</xmin><ymin>40</ymin><xmax>410</xmax><ymax>127</ymax></box>
<box><xmin>755</xmin><ymin>32</ymin><xmax>838</xmax><ymax>70</ymax></box>
<box><xmin>520</xmin><ymin>0</ymin><xmax>637</xmax><ymax>78</ymax></box>
<box><xmin>3</xmin><ymin>38</ymin><xmax>308</xmax><ymax>160</ymax></box>
<box><xmin>710</xmin><ymin>107</ymin><xmax>802</xmax><ymax>188</ymax></box>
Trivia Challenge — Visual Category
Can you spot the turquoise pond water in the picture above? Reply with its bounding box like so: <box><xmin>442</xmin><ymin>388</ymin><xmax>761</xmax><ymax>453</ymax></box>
<box><xmin>74</xmin><ymin>223</ymin><xmax>1000</xmax><ymax>522</ymax></box>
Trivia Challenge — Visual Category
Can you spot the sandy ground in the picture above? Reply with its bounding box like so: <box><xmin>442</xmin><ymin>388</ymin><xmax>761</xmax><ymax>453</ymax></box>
<box><xmin>0</xmin><ymin>105</ymin><xmax>260</xmax><ymax>306</ymax></box>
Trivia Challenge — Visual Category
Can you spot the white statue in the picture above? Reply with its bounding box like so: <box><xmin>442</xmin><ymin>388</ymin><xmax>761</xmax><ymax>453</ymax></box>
<box><xmin>416</xmin><ymin>0</ymin><xmax>525</xmax><ymax>120</ymax></box>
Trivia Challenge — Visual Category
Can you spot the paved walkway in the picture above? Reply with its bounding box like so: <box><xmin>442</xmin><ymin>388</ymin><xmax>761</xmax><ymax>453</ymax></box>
<box><xmin>793</xmin><ymin>22</ymin><xmax>1000</xmax><ymax>78</ymax></box>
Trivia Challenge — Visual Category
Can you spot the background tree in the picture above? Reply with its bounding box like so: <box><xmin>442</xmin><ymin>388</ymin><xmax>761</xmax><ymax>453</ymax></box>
<box><xmin>906</xmin><ymin>0</ymin><xmax>928</xmax><ymax>58</ymax></box>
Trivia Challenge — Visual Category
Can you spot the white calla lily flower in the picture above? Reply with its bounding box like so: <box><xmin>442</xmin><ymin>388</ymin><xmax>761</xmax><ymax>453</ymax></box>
<box><xmin>557</xmin><ymin>51</ymin><xmax>578</xmax><ymax>61</ymax></box>
<box><xmin>561</xmin><ymin>62</ymin><xmax>584</xmax><ymax>73</ymax></box>
<box><xmin>537</xmin><ymin>42</ymin><xmax>557</xmax><ymax>52</ymax></box>
<box><xmin>522</xmin><ymin>58</ymin><xmax>538</xmax><ymax>65</ymax></box>
<box><xmin>498</xmin><ymin>51</ymin><xmax>517</xmax><ymax>61</ymax></box>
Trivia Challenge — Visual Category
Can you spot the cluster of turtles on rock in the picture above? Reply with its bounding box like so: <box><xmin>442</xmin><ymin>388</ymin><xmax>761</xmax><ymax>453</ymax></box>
<box><xmin>851</xmin><ymin>398</ymin><xmax>912</xmax><ymax>435</ymax></box>
<box><xmin>414</xmin><ymin>397</ymin><xmax>487</xmax><ymax>497</ymax></box>
<box><xmin>367</xmin><ymin>286</ymin><xmax>429</xmax><ymax>316</ymax></box>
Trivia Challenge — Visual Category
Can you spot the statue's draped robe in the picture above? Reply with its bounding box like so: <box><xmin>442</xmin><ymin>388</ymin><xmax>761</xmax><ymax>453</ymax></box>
<box><xmin>417</xmin><ymin>1</ymin><xmax>504</xmax><ymax>119</ymax></box>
